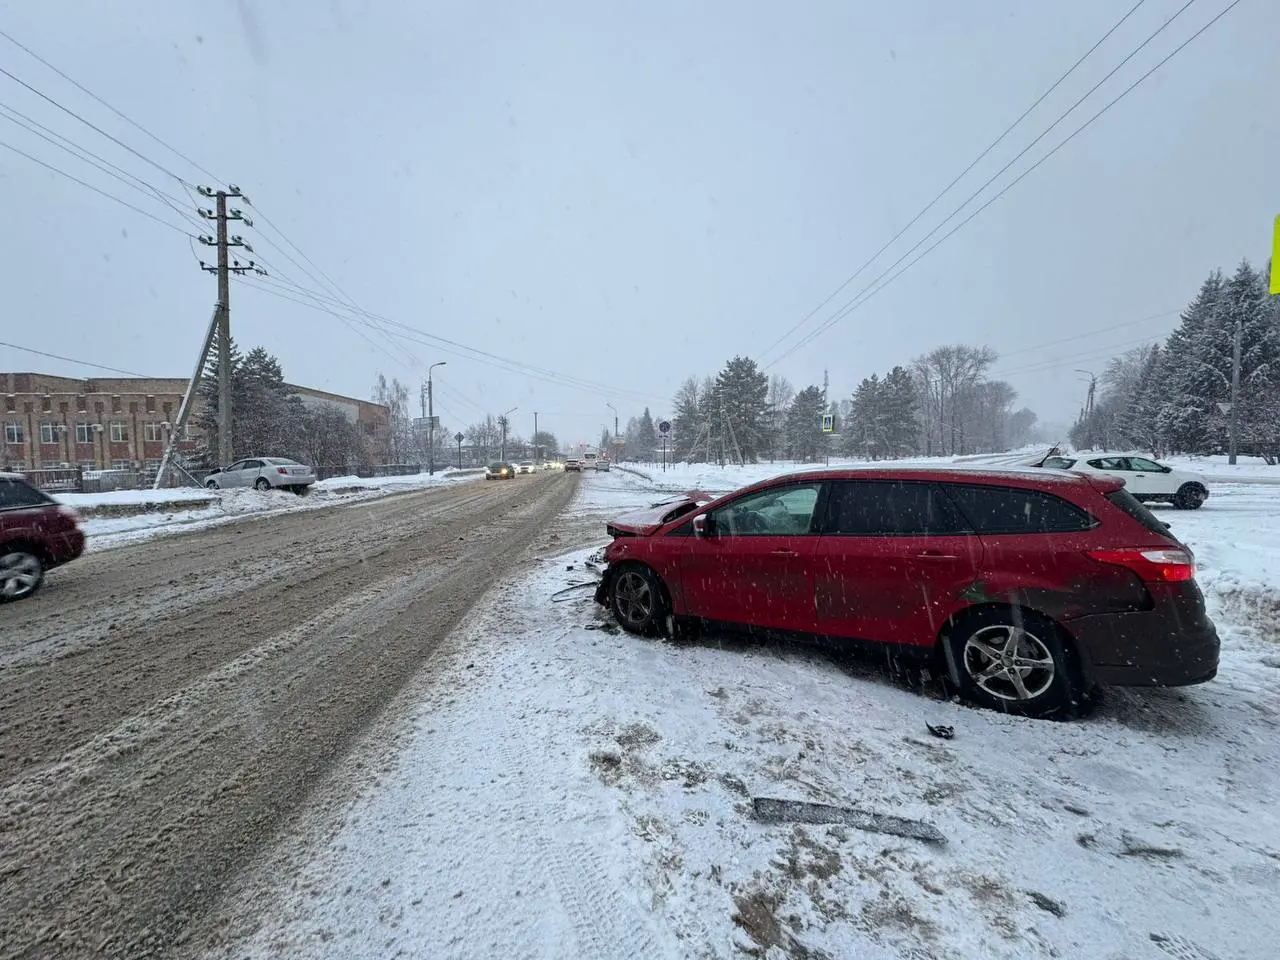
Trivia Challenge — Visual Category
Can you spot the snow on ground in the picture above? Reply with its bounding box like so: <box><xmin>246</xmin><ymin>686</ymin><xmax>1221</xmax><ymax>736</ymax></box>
<box><xmin>200</xmin><ymin>468</ymin><xmax>1280</xmax><ymax>960</ymax></box>
<box><xmin>64</xmin><ymin>470</ymin><xmax>480</xmax><ymax>551</ymax></box>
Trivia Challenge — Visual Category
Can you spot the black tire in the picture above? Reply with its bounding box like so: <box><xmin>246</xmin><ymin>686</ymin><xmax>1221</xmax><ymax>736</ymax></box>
<box><xmin>294</xmin><ymin>485</ymin><xmax>310</xmax><ymax>496</ymax></box>
<box><xmin>254</xmin><ymin>478</ymin><xmax>271</xmax><ymax>492</ymax></box>
<box><xmin>205</xmin><ymin>480</ymin><xmax>219</xmax><ymax>490</ymax></box>
<box><xmin>945</xmin><ymin>607</ymin><xmax>1082</xmax><ymax>719</ymax></box>
<box><xmin>1173</xmin><ymin>483</ymin><xmax>1206</xmax><ymax>510</ymax></box>
<box><xmin>609</xmin><ymin>563</ymin><xmax>669</xmax><ymax>636</ymax></box>
<box><xmin>0</xmin><ymin>548</ymin><xmax>44</xmax><ymax>603</ymax></box>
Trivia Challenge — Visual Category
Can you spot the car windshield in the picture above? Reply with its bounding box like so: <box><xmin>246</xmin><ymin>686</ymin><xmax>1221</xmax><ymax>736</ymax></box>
<box><xmin>5</xmin><ymin>6</ymin><xmax>1273</xmax><ymax>958</ymax></box>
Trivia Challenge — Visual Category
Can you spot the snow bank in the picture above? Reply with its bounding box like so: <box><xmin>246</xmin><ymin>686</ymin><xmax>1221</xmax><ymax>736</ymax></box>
<box><xmin>314</xmin><ymin>469</ymin><xmax>479</xmax><ymax>491</ymax></box>
<box><xmin>55</xmin><ymin>488</ymin><xmax>217</xmax><ymax>509</ymax></box>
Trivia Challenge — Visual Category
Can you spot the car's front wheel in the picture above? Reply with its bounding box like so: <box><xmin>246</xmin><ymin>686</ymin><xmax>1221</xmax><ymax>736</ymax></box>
<box><xmin>0</xmin><ymin>549</ymin><xmax>44</xmax><ymax>603</ymax></box>
<box><xmin>1173</xmin><ymin>483</ymin><xmax>1207</xmax><ymax>510</ymax></box>
<box><xmin>205</xmin><ymin>480</ymin><xmax>219</xmax><ymax>490</ymax></box>
<box><xmin>946</xmin><ymin>608</ymin><xmax>1082</xmax><ymax>718</ymax></box>
<box><xmin>609</xmin><ymin>563</ymin><xmax>669</xmax><ymax>636</ymax></box>
<box><xmin>254</xmin><ymin>478</ymin><xmax>272</xmax><ymax>492</ymax></box>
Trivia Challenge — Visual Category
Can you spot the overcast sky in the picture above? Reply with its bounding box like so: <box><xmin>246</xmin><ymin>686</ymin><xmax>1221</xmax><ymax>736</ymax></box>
<box><xmin>1</xmin><ymin>0</ymin><xmax>1276</xmax><ymax>445</ymax></box>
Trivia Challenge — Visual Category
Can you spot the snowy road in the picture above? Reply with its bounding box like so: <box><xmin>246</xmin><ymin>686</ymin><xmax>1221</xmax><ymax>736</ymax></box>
<box><xmin>183</xmin><ymin>469</ymin><xmax>1280</xmax><ymax>960</ymax></box>
<box><xmin>0</xmin><ymin>471</ymin><xmax>577</xmax><ymax>959</ymax></box>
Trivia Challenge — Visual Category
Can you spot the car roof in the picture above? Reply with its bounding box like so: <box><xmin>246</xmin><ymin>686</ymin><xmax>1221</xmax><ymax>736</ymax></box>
<box><xmin>0</xmin><ymin>471</ymin><xmax>27</xmax><ymax>481</ymax></box>
<box><xmin>746</xmin><ymin>464</ymin><xmax>1097</xmax><ymax>490</ymax></box>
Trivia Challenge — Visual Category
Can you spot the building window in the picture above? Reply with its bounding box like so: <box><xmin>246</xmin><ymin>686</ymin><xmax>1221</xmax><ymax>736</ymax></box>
<box><xmin>111</xmin><ymin>459</ymin><xmax>131</xmax><ymax>470</ymax></box>
<box><xmin>145</xmin><ymin>396</ymin><xmax>156</xmax><ymax>413</ymax></box>
<box><xmin>76</xmin><ymin>396</ymin><xmax>87</xmax><ymax>412</ymax></box>
<box><xmin>111</xmin><ymin>396</ymin><xmax>122</xmax><ymax>413</ymax></box>
<box><xmin>75</xmin><ymin>423</ymin><xmax>94</xmax><ymax>444</ymax></box>
<box><xmin>4</xmin><ymin>422</ymin><xmax>22</xmax><ymax>444</ymax></box>
<box><xmin>41</xmin><ymin>396</ymin><xmax>52</xmax><ymax>412</ymax></box>
<box><xmin>3</xmin><ymin>397</ymin><xmax>14</xmax><ymax>413</ymax></box>
<box><xmin>109</xmin><ymin>421</ymin><xmax>129</xmax><ymax>442</ymax></box>
<box><xmin>143</xmin><ymin>422</ymin><xmax>164</xmax><ymax>442</ymax></box>
<box><xmin>39</xmin><ymin>423</ymin><xmax>58</xmax><ymax>444</ymax></box>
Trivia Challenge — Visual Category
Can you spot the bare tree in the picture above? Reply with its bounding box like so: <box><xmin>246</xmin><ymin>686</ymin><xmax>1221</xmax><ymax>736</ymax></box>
<box><xmin>372</xmin><ymin>374</ymin><xmax>413</xmax><ymax>463</ymax></box>
<box><xmin>913</xmin><ymin>345</ymin><xmax>998</xmax><ymax>455</ymax></box>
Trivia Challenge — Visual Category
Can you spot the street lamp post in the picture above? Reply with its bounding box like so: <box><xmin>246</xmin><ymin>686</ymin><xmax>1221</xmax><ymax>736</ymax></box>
<box><xmin>425</xmin><ymin>362</ymin><xmax>447</xmax><ymax>475</ymax></box>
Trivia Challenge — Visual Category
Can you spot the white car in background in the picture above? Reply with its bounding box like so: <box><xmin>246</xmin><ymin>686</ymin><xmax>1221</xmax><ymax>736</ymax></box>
<box><xmin>1038</xmin><ymin>453</ymin><xmax>1209</xmax><ymax>509</ymax></box>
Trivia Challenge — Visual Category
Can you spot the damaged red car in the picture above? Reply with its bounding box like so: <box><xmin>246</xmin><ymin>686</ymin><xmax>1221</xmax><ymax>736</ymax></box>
<box><xmin>595</xmin><ymin>467</ymin><xmax>1219</xmax><ymax>718</ymax></box>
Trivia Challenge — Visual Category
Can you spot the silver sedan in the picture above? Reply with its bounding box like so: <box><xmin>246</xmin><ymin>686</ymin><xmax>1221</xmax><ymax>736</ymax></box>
<box><xmin>205</xmin><ymin>457</ymin><xmax>317</xmax><ymax>493</ymax></box>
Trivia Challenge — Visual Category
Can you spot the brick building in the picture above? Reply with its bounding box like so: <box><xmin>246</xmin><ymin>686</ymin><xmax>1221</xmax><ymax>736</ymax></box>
<box><xmin>0</xmin><ymin>372</ymin><xmax>388</xmax><ymax>472</ymax></box>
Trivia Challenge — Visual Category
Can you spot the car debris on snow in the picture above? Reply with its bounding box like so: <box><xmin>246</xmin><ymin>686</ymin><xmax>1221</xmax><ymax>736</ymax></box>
<box><xmin>751</xmin><ymin>796</ymin><xmax>947</xmax><ymax>845</ymax></box>
<box><xmin>925</xmin><ymin>722</ymin><xmax>954</xmax><ymax>740</ymax></box>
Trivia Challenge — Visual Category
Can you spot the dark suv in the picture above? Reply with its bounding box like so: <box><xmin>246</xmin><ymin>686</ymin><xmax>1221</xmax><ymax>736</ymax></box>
<box><xmin>0</xmin><ymin>473</ymin><xmax>86</xmax><ymax>602</ymax></box>
<box><xmin>597</xmin><ymin>467</ymin><xmax>1219</xmax><ymax>718</ymax></box>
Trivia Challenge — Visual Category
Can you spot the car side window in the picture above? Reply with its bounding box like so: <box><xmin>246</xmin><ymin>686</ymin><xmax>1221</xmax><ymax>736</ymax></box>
<box><xmin>0</xmin><ymin>477</ymin><xmax>51</xmax><ymax>509</ymax></box>
<box><xmin>245</xmin><ymin>459</ymin><xmax>263</xmax><ymax>470</ymax></box>
<box><xmin>1088</xmin><ymin>457</ymin><xmax>1129</xmax><ymax>471</ymax></box>
<box><xmin>227</xmin><ymin>460</ymin><xmax>246</xmax><ymax>472</ymax></box>
<box><xmin>822</xmin><ymin>480</ymin><xmax>969</xmax><ymax>536</ymax></box>
<box><xmin>711</xmin><ymin>483</ymin><xmax>822</xmax><ymax>536</ymax></box>
<box><xmin>1129</xmin><ymin>457</ymin><xmax>1163</xmax><ymax>471</ymax></box>
<box><xmin>942</xmin><ymin>483</ymin><xmax>1096</xmax><ymax>534</ymax></box>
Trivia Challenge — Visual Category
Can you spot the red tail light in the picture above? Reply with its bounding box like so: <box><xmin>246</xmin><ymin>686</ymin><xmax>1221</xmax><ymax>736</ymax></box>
<box><xmin>277</xmin><ymin>467</ymin><xmax>289</xmax><ymax>475</ymax></box>
<box><xmin>1087</xmin><ymin>547</ymin><xmax>1195</xmax><ymax>582</ymax></box>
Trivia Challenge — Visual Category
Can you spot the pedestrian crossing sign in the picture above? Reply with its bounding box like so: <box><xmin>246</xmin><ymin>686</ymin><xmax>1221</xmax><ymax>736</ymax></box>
<box><xmin>821</xmin><ymin>413</ymin><xmax>834</xmax><ymax>433</ymax></box>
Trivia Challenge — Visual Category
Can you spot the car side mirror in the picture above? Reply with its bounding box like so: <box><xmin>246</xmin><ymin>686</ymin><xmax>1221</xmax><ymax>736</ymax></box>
<box><xmin>692</xmin><ymin>514</ymin><xmax>711</xmax><ymax>537</ymax></box>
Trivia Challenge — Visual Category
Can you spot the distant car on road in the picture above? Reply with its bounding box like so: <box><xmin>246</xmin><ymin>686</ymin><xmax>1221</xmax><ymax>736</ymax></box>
<box><xmin>1037</xmin><ymin>453</ymin><xmax>1208</xmax><ymax>509</ymax></box>
<box><xmin>205</xmin><ymin>457</ymin><xmax>316</xmax><ymax>494</ymax></box>
<box><xmin>581</xmin><ymin>452</ymin><xmax>599</xmax><ymax>470</ymax></box>
<box><xmin>518</xmin><ymin>460</ymin><xmax>535</xmax><ymax>475</ymax></box>
<box><xmin>485</xmin><ymin>462</ymin><xmax>516</xmax><ymax>480</ymax></box>
<box><xmin>564</xmin><ymin>458</ymin><xmax>582</xmax><ymax>472</ymax></box>
<box><xmin>596</xmin><ymin>456</ymin><xmax>612</xmax><ymax>472</ymax></box>
<box><xmin>0</xmin><ymin>473</ymin><xmax>85</xmax><ymax>602</ymax></box>
<box><xmin>596</xmin><ymin>466</ymin><xmax>1219</xmax><ymax>718</ymax></box>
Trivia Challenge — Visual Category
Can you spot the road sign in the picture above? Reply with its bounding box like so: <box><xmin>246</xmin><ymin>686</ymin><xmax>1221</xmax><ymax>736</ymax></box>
<box><xmin>658</xmin><ymin>420</ymin><xmax>671</xmax><ymax>435</ymax></box>
<box><xmin>454</xmin><ymin>432</ymin><xmax>464</xmax><ymax>443</ymax></box>
<box><xmin>1217</xmin><ymin>402</ymin><xmax>1233</xmax><ymax>415</ymax></box>
<box><xmin>1271</xmin><ymin>215</ymin><xmax>1280</xmax><ymax>295</ymax></box>
<box><xmin>821</xmin><ymin>413</ymin><xmax>834</xmax><ymax>433</ymax></box>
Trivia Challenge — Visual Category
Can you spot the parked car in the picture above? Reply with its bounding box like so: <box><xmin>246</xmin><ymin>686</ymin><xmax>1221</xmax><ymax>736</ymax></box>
<box><xmin>595</xmin><ymin>466</ymin><xmax>1219</xmax><ymax>718</ymax></box>
<box><xmin>518</xmin><ymin>460</ymin><xmax>535</xmax><ymax>475</ymax></box>
<box><xmin>596</xmin><ymin>456</ymin><xmax>612</xmax><ymax>472</ymax></box>
<box><xmin>205</xmin><ymin>457</ymin><xmax>316</xmax><ymax>494</ymax></box>
<box><xmin>581</xmin><ymin>452</ymin><xmax>599</xmax><ymax>470</ymax></box>
<box><xmin>0</xmin><ymin>473</ymin><xmax>85</xmax><ymax>602</ymax></box>
<box><xmin>565</xmin><ymin>458</ymin><xmax>582</xmax><ymax>472</ymax></box>
<box><xmin>1037</xmin><ymin>453</ymin><xmax>1208</xmax><ymax>509</ymax></box>
<box><xmin>485</xmin><ymin>462</ymin><xmax>516</xmax><ymax>480</ymax></box>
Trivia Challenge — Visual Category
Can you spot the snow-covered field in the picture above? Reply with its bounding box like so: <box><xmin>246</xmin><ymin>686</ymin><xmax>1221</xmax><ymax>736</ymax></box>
<box><xmin>58</xmin><ymin>470</ymin><xmax>480</xmax><ymax>551</ymax></box>
<box><xmin>198</xmin><ymin>467</ymin><xmax>1280</xmax><ymax>960</ymax></box>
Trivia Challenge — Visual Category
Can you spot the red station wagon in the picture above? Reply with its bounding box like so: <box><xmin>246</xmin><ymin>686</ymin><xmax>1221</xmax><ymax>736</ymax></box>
<box><xmin>596</xmin><ymin>467</ymin><xmax>1220</xmax><ymax>718</ymax></box>
<box><xmin>0</xmin><ymin>473</ymin><xmax>86</xmax><ymax>602</ymax></box>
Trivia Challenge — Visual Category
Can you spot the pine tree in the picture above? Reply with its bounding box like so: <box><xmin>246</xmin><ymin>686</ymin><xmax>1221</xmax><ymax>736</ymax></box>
<box><xmin>1156</xmin><ymin>270</ymin><xmax>1225</xmax><ymax>453</ymax></box>
<box><xmin>670</xmin><ymin>377</ymin><xmax>704</xmax><ymax>462</ymax></box>
<box><xmin>846</xmin><ymin>374</ymin><xmax>882</xmax><ymax>458</ymax></box>
<box><xmin>633</xmin><ymin>408</ymin><xmax>658</xmax><ymax>463</ymax></box>
<box><xmin>880</xmin><ymin>366</ymin><xmax>919</xmax><ymax>457</ymax></box>
<box><xmin>713</xmin><ymin>356</ymin><xmax>769</xmax><ymax>463</ymax></box>
<box><xmin>785</xmin><ymin>385</ymin><xmax>827</xmax><ymax>461</ymax></box>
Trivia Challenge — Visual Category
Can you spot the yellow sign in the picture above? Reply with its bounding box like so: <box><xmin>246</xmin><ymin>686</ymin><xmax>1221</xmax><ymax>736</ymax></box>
<box><xmin>1271</xmin><ymin>215</ymin><xmax>1280</xmax><ymax>295</ymax></box>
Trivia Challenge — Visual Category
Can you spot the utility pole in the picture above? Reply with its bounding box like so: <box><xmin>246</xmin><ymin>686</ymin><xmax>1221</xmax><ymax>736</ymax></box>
<box><xmin>198</xmin><ymin>185</ymin><xmax>259</xmax><ymax>467</ymax></box>
<box><xmin>426</xmin><ymin>361</ymin><xmax>446</xmax><ymax>474</ymax></box>
<box><xmin>1229</xmin><ymin>318</ymin><xmax>1242</xmax><ymax>465</ymax></box>
<box><xmin>533</xmin><ymin>411</ymin><xmax>539</xmax><ymax>462</ymax></box>
<box><xmin>606</xmin><ymin>401</ymin><xmax>618</xmax><ymax>462</ymax></box>
<box><xmin>499</xmin><ymin>406</ymin><xmax>517</xmax><ymax>463</ymax></box>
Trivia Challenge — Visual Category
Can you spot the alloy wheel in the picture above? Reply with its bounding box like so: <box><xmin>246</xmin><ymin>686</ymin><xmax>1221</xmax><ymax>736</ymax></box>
<box><xmin>961</xmin><ymin>624</ymin><xmax>1056</xmax><ymax>702</ymax></box>
<box><xmin>613</xmin><ymin>570</ymin><xmax>653</xmax><ymax>627</ymax></box>
<box><xmin>0</xmin><ymin>552</ymin><xmax>42</xmax><ymax>600</ymax></box>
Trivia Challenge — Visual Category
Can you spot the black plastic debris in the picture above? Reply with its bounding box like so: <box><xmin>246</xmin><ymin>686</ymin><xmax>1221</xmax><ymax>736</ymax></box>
<box><xmin>751</xmin><ymin>796</ymin><xmax>946</xmax><ymax>845</ymax></box>
<box><xmin>926</xmin><ymin>722</ymin><xmax>954</xmax><ymax>740</ymax></box>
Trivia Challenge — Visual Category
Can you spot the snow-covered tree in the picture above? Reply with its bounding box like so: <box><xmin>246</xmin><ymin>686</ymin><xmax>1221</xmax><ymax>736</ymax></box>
<box><xmin>785</xmin><ymin>385</ymin><xmax>827</xmax><ymax>461</ymax></box>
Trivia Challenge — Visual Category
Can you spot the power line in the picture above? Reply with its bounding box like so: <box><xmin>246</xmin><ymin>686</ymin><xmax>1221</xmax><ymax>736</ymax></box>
<box><xmin>0</xmin><ymin>100</ymin><xmax>205</xmax><ymax>231</ymax></box>
<box><xmin>0</xmin><ymin>138</ymin><xmax>196</xmax><ymax>235</ymax></box>
<box><xmin>990</xmin><ymin>334</ymin><xmax>1165</xmax><ymax>380</ymax></box>
<box><xmin>0</xmin><ymin>339</ymin><xmax>151</xmax><ymax>377</ymax></box>
<box><xmin>0</xmin><ymin>27</ymin><xmax>222</xmax><ymax>183</ymax></box>
<box><xmin>758</xmin><ymin>0</ymin><xmax>1149</xmax><ymax>363</ymax></box>
<box><xmin>0</xmin><ymin>62</ymin><xmax>191</xmax><ymax>185</ymax></box>
<box><xmin>997</xmin><ymin>309</ymin><xmax>1180</xmax><ymax>360</ymax></box>
<box><xmin>768</xmin><ymin>0</ymin><xmax>1238</xmax><ymax>368</ymax></box>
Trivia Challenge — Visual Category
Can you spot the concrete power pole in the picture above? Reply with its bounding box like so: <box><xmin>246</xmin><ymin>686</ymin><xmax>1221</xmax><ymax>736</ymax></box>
<box><xmin>198</xmin><ymin>185</ymin><xmax>259</xmax><ymax>466</ymax></box>
<box><xmin>1229</xmin><ymin>317</ymin><xmax>1242</xmax><ymax>465</ymax></box>
<box><xmin>533</xmin><ymin>411</ymin><xmax>539</xmax><ymax>462</ymax></box>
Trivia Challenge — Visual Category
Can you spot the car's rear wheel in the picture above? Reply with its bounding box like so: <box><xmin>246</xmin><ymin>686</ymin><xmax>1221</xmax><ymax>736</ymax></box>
<box><xmin>254</xmin><ymin>478</ymin><xmax>272</xmax><ymax>491</ymax></box>
<box><xmin>205</xmin><ymin>479</ymin><xmax>219</xmax><ymax>489</ymax></box>
<box><xmin>1173</xmin><ymin>483</ymin><xmax>1206</xmax><ymax>510</ymax></box>
<box><xmin>0</xmin><ymin>549</ymin><xmax>44</xmax><ymax>603</ymax></box>
<box><xmin>946</xmin><ymin>608</ymin><xmax>1081</xmax><ymax>718</ymax></box>
<box><xmin>609</xmin><ymin>563</ymin><xmax>668</xmax><ymax>636</ymax></box>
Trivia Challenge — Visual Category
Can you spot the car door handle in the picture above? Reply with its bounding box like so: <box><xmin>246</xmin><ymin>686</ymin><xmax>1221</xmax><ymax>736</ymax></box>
<box><xmin>771</xmin><ymin>548</ymin><xmax>799</xmax><ymax>557</ymax></box>
<box><xmin>915</xmin><ymin>551</ymin><xmax>957</xmax><ymax>560</ymax></box>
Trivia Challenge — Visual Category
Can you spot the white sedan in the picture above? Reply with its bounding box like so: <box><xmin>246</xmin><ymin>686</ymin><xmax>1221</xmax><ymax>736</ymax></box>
<box><xmin>205</xmin><ymin>457</ymin><xmax>317</xmax><ymax>494</ymax></box>
<box><xmin>1039</xmin><ymin>453</ymin><xmax>1209</xmax><ymax>509</ymax></box>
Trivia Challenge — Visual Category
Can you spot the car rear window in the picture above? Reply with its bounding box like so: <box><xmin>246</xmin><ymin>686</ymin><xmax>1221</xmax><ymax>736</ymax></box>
<box><xmin>1105</xmin><ymin>489</ymin><xmax>1176</xmax><ymax>540</ymax></box>
<box><xmin>1041</xmin><ymin>456</ymin><xmax>1076</xmax><ymax>470</ymax></box>
<box><xmin>822</xmin><ymin>480</ymin><xmax>969</xmax><ymax>536</ymax></box>
<box><xmin>0</xmin><ymin>477</ymin><xmax>52</xmax><ymax>509</ymax></box>
<box><xmin>943</xmin><ymin>483</ymin><xmax>1096</xmax><ymax>534</ymax></box>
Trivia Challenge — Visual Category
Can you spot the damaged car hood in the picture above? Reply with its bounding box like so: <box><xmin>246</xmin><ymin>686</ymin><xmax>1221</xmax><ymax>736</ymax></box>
<box><xmin>605</xmin><ymin>492</ymin><xmax>713</xmax><ymax>537</ymax></box>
